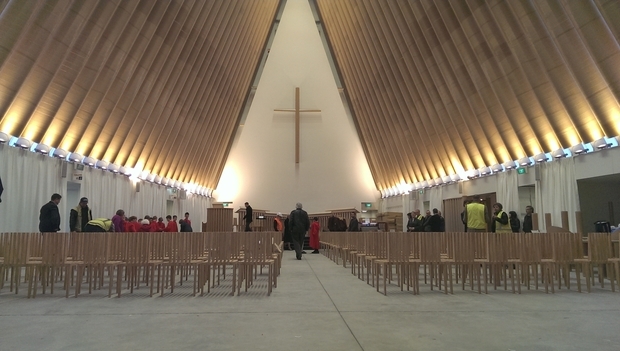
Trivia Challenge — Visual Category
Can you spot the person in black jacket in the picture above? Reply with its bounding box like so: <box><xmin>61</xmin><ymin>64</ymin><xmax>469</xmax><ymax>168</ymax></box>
<box><xmin>290</xmin><ymin>203</ymin><xmax>310</xmax><ymax>260</ymax></box>
<box><xmin>509</xmin><ymin>211</ymin><xmax>521</xmax><ymax>232</ymax></box>
<box><xmin>39</xmin><ymin>193</ymin><xmax>62</xmax><ymax>232</ymax></box>
<box><xmin>522</xmin><ymin>206</ymin><xmax>533</xmax><ymax>233</ymax></box>
<box><xmin>347</xmin><ymin>213</ymin><xmax>360</xmax><ymax>232</ymax></box>
<box><xmin>243</xmin><ymin>202</ymin><xmax>253</xmax><ymax>231</ymax></box>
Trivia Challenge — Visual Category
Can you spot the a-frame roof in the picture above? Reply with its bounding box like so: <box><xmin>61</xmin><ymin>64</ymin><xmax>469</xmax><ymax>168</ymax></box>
<box><xmin>1</xmin><ymin>0</ymin><xmax>619</xmax><ymax>192</ymax></box>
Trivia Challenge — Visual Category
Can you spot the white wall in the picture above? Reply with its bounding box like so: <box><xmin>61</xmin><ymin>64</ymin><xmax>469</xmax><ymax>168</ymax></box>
<box><xmin>216</xmin><ymin>0</ymin><xmax>377</xmax><ymax>214</ymax></box>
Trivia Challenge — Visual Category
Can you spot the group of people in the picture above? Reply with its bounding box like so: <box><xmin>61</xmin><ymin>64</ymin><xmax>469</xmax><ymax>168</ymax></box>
<box><xmin>406</xmin><ymin>208</ymin><xmax>445</xmax><ymax>232</ymax></box>
<box><xmin>38</xmin><ymin>194</ymin><xmax>194</xmax><ymax>233</ymax></box>
<box><xmin>327</xmin><ymin>213</ymin><xmax>361</xmax><ymax>232</ymax></box>
<box><xmin>462</xmin><ymin>196</ymin><xmax>534</xmax><ymax>233</ymax></box>
<box><xmin>271</xmin><ymin>203</ymin><xmax>320</xmax><ymax>260</ymax></box>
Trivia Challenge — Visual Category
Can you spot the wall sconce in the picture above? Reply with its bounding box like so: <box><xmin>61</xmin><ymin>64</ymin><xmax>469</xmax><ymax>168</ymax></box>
<box><xmin>518</xmin><ymin>157</ymin><xmax>533</xmax><ymax>166</ymax></box>
<box><xmin>442</xmin><ymin>175</ymin><xmax>453</xmax><ymax>184</ymax></box>
<box><xmin>592</xmin><ymin>136</ymin><xmax>618</xmax><ymax>149</ymax></box>
<box><xmin>173</xmin><ymin>180</ymin><xmax>182</xmax><ymax>188</ymax></box>
<box><xmin>108</xmin><ymin>163</ymin><xmax>119</xmax><ymax>173</ymax></box>
<box><xmin>420</xmin><ymin>180</ymin><xmax>428</xmax><ymax>189</ymax></box>
<box><xmin>479</xmin><ymin>167</ymin><xmax>491</xmax><ymax>176</ymax></box>
<box><xmin>51</xmin><ymin>148</ymin><xmax>68</xmax><ymax>159</ymax></box>
<box><xmin>14</xmin><ymin>137</ymin><xmax>32</xmax><ymax>149</ymax></box>
<box><xmin>33</xmin><ymin>143</ymin><xmax>51</xmax><ymax>154</ymax></box>
<box><xmin>154</xmin><ymin>175</ymin><xmax>162</xmax><ymax>184</ymax></box>
<box><xmin>82</xmin><ymin>156</ymin><xmax>97</xmax><ymax>167</ymax></box>
<box><xmin>95</xmin><ymin>160</ymin><xmax>109</xmax><ymax>170</ymax></box>
<box><xmin>467</xmin><ymin>169</ymin><xmax>480</xmax><ymax>179</ymax></box>
<box><xmin>534</xmin><ymin>152</ymin><xmax>550</xmax><ymax>162</ymax></box>
<box><xmin>551</xmin><ymin>148</ymin><xmax>568</xmax><ymax>158</ymax></box>
<box><xmin>434</xmin><ymin>177</ymin><xmax>444</xmax><ymax>186</ymax></box>
<box><xmin>570</xmin><ymin>143</ymin><xmax>587</xmax><ymax>155</ymax></box>
<box><xmin>490</xmin><ymin>164</ymin><xmax>504</xmax><ymax>173</ymax></box>
<box><xmin>119</xmin><ymin>166</ymin><xmax>132</xmax><ymax>176</ymax></box>
<box><xmin>67</xmin><ymin>152</ymin><xmax>83</xmax><ymax>163</ymax></box>
<box><xmin>451</xmin><ymin>174</ymin><xmax>461</xmax><ymax>182</ymax></box>
<box><xmin>146</xmin><ymin>173</ymin><xmax>156</xmax><ymax>183</ymax></box>
<box><xmin>161</xmin><ymin>177</ymin><xmax>169</xmax><ymax>186</ymax></box>
<box><xmin>502</xmin><ymin>161</ymin><xmax>517</xmax><ymax>170</ymax></box>
<box><xmin>0</xmin><ymin>131</ymin><xmax>11</xmax><ymax>143</ymax></box>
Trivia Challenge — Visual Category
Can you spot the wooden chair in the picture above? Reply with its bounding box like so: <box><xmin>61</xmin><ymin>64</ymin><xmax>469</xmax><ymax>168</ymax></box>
<box><xmin>374</xmin><ymin>232</ymin><xmax>412</xmax><ymax>295</ymax></box>
<box><xmin>28</xmin><ymin>233</ymin><xmax>69</xmax><ymax>298</ymax></box>
<box><xmin>237</xmin><ymin>232</ymin><xmax>276</xmax><ymax>296</ymax></box>
<box><xmin>575</xmin><ymin>233</ymin><xmax>615</xmax><ymax>292</ymax></box>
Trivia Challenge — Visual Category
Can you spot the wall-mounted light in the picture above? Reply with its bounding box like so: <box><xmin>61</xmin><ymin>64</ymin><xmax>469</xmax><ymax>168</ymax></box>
<box><xmin>0</xmin><ymin>131</ymin><xmax>11</xmax><ymax>143</ymax></box>
<box><xmin>518</xmin><ymin>157</ymin><xmax>533</xmax><ymax>166</ymax></box>
<box><xmin>442</xmin><ymin>175</ymin><xmax>453</xmax><ymax>184</ymax></box>
<box><xmin>33</xmin><ymin>143</ymin><xmax>51</xmax><ymax>154</ymax></box>
<box><xmin>82</xmin><ymin>156</ymin><xmax>97</xmax><ymax>167</ymax></box>
<box><xmin>67</xmin><ymin>152</ymin><xmax>83</xmax><ymax>163</ymax></box>
<box><xmin>451</xmin><ymin>174</ymin><xmax>461</xmax><ymax>182</ymax></box>
<box><xmin>490</xmin><ymin>164</ymin><xmax>504</xmax><ymax>173</ymax></box>
<box><xmin>592</xmin><ymin>136</ymin><xmax>618</xmax><ymax>149</ymax></box>
<box><xmin>95</xmin><ymin>160</ymin><xmax>109</xmax><ymax>170</ymax></box>
<box><xmin>502</xmin><ymin>161</ymin><xmax>517</xmax><ymax>170</ymax></box>
<box><xmin>154</xmin><ymin>175</ymin><xmax>162</xmax><ymax>184</ymax></box>
<box><xmin>51</xmin><ymin>148</ymin><xmax>68</xmax><ymax>159</ymax></box>
<box><xmin>161</xmin><ymin>177</ymin><xmax>169</xmax><ymax>186</ymax></box>
<box><xmin>570</xmin><ymin>143</ymin><xmax>587</xmax><ymax>155</ymax></box>
<box><xmin>119</xmin><ymin>166</ymin><xmax>132</xmax><ymax>176</ymax></box>
<box><xmin>173</xmin><ymin>180</ymin><xmax>182</xmax><ymax>188</ymax></box>
<box><xmin>434</xmin><ymin>177</ymin><xmax>444</xmax><ymax>186</ymax></box>
<box><xmin>107</xmin><ymin>163</ymin><xmax>119</xmax><ymax>173</ymax></box>
<box><xmin>551</xmin><ymin>148</ymin><xmax>568</xmax><ymax>158</ymax></box>
<box><xmin>14</xmin><ymin>137</ymin><xmax>32</xmax><ymax>149</ymax></box>
<box><xmin>479</xmin><ymin>167</ymin><xmax>491</xmax><ymax>176</ymax></box>
<box><xmin>534</xmin><ymin>152</ymin><xmax>550</xmax><ymax>162</ymax></box>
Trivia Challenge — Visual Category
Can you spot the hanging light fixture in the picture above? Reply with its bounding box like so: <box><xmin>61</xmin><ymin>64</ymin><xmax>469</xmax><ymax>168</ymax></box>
<box><xmin>82</xmin><ymin>156</ymin><xmax>97</xmax><ymax>167</ymax></box>
<box><xmin>534</xmin><ymin>152</ymin><xmax>549</xmax><ymax>163</ymax></box>
<box><xmin>0</xmin><ymin>131</ymin><xmax>11</xmax><ymax>143</ymax></box>
<box><xmin>570</xmin><ymin>143</ymin><xmax>587</xmax><ymax>155</ymax></box>
<box><xmin>33</xmin><ymin>143</ymin><xmax>51</xmax><ymax>154</ymax></box>
<box><xmin>502</xmin><ymin>161</ymin><xmax>517</xmax><ymax>170</ymax></box>
<box><xmin>14</xmin><ymin>137</ymin><xmax>32</xmax><ymax>149</ymax></box>
<box><xmin>518</xmin><ymin>157</ymin><xmax>533</xmax><ymax>166</ymax></box>
<box><xmin>67</xmin><ymin>152</ymin><xmax>83</xmax><ymax>163</ymax></box>
<box><xmin>479</xmin><ymin>167</ymin><xmax>491</xmax><ymax>176</ymax></box>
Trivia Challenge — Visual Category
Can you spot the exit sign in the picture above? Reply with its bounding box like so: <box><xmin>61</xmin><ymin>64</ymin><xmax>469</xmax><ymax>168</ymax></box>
<box><xmin>517</xmin><ymin>167</ymin><xmax>527</xmax><ymax>174</ymax></box>
<box><xmin>364</xmin><ymin>203</ymin><xmax>372</xmax><ymax>208</ymax></box>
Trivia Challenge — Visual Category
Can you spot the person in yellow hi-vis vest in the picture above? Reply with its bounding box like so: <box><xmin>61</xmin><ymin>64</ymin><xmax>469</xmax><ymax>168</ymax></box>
<box><xmin>463</xmin><ymin>196</ymin><xmax>490</xmax><ymax>232</ymax></box>
<box><xmin>491</xmin><ymin>203</ymin><xmax>511</xmax><ymax>233</ymax></box>
<box><xmin>83</xmin><ymin>218</ymin><xmax>113</xmax><ymax>232</ymax></box>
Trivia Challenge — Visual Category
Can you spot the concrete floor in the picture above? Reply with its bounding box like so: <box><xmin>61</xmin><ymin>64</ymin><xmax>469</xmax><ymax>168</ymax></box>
<box><xmin>1</xmin><ymin>251</ymin><xmax>618</xmax><ymax>351</ymax></box>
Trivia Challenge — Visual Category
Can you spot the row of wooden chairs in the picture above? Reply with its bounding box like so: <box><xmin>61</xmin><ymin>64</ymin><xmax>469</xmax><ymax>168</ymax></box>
<box><xmin>0</xmin><ymin>231</ymin><xmax>283</xmax><ymax>298</ymax></box>
<box><xmin>320</xmin><ymin>231</ymin><xmax>619</xmax><ymax>295</ymax></box>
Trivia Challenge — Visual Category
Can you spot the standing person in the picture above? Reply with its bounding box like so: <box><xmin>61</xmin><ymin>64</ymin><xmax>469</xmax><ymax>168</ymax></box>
<box><xmin>111</xmin><ymin>210</ymin><xmax>125</xmax><ymax>232</ymax></box>
<box><xmin>125</xmin><ymin>216</ymin><xmax>138</xmax><ymax>232</ymax></box>
<box><xmin>39</xmin><ymin>193</ymin><xmax>62</xmax><ymax>233</ymax></box>
<box><xmin>70</xmin><ymin>197</ymin><xmax>92</xmax><ymax>232</ymax></box>
<box><xmin>522</xmin><ymin>206</ymin><xmax>534</xmax><ymax>233</ymax></box>
<box><xmin>406</xmin><ymin>212</ymin><xmax>415</xmax><ymax>232</ymax></box>
<box><xmin>411</xmin><ymin>209</ymin><xmax>425</xmax><ymax>232</ymax></box>
<box><xmin>165</xmin><ymin>215</ymin><xmax>178</xmax><ymax>232</ymax></box>
<box><xmin>83</xmin><ymin>218</ymin><xmax>113</xmax><ymax>232</ymax></box>
<box><xmin>347</xmin><ymin>213</ymin><xmax>360</xmax><ymax>232</ymax></box>
<box><xmin>438</xmin><ymin>210</ymin><xmax>445</xmax><ymax>232</ymax></box>
<box><xmin>423</xmin><ymin>208</ymin><xmax>443</xmax><ymax>232</ymax></box>
<box><xmin>184</xmin><ymin>212</ymin><xmax>191</xmax><ymax>227</ymax></box>
<box><xmin>463</xmin><ymin>196</ymin><xmax>489</xmax><ymax>232</ymax></box>
<box><xmin>283</xmin><ymin>216</ymin><xmax>293</xmax><ymax>250</ymax></box>
<box><xmin>309</xmin><ymin>217</ymin><xmax>320</xmax><ymax>253</ymax></box>
<box><xmin>460</xmin><ymin>200</ymin><xmax>470</xmax><ymax>232</ymax></box>
<box><xmin>273</xmin><ymin>212</ymin><xmax>284</xmax><ymax>245</ymax></box>
<box><xmin>491</xmin><ymin>203</ymin><xmax>510</xmax><ymax>233</ymax></box>
<box><xmin>289</xmin><ymin>203</ymin><xmax>310</xmax><ymax>260</ymax></box>
<box><xmin>509</xmin><ymin>211</ymin><xmax>521</xmax><ymax>233</ymax></box>
<box><xmin>157</xmin><ymin>217</ymin><xmax>166</xmax><ymax>231</ymax></box>
<box><xmin>139</xmin><ymin>219</ymin><xmax>152</xmax><ymax>232</ymax></box>
<box><xmin>244</xmin><ymin>202</ymin><xmax>253</xmax><ymax>231</ymax></box>
<box><xmin>179</xmin><ymin>218</ymin><xmax>193</xmax><ymax>232</ymax></box>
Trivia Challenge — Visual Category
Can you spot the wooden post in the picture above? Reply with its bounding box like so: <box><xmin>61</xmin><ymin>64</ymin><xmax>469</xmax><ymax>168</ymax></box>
<box><xmin>561</xmin><ymin>211</ymin><xmax>569</xmax><ymax>231</ymax></box>
<box><xmin>532</xmin><ymin>213</ymin><xmax>539</xmax><ymax>231</ymax></box>
<box><xmin>544</xmin><ymin>213</ymin><xmax>552</xmax><ymax>231</ymax></box>
<box><xmin>575</xmin><ymin>211</ymin><xmax>584</xmax><ymax>236</ymax></box>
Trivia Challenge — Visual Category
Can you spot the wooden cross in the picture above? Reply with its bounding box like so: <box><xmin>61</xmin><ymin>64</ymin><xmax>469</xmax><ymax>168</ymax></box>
<box><xmin>274</xmin><ymin>87</ymin><xmax>321</xmax><ymax>163</ymax></box>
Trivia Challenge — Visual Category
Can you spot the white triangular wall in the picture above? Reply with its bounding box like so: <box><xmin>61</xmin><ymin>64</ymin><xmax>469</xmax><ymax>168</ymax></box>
<box><xmin>216</xmin><ymin>0</ymin><xmax>377</xmax><ymax>214</ymax></box>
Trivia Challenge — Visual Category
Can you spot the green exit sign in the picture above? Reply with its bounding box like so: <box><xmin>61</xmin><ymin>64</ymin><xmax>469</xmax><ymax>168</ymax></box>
<box><xmin>364</xmin><ymin>203</ymin><xmax>372</xmax><ymax>208</ymax></box>
<box><xmin>517</xmin><ymin>167</ymin><xmax>527</xmax><ymax>174</ymax></box>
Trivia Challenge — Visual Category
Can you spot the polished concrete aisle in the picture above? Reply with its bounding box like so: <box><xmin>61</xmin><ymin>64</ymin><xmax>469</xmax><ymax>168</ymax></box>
<box><xmin>1</xmin><ymin>251</ymin><xmax>619</xmax><ymax>351</ymax></box>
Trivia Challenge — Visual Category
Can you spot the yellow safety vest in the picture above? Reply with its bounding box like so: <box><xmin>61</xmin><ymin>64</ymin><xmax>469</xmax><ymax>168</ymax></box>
<box><xmin>495</xmin><ymin>211</ymin><xmax>511</xmax><ymax>233</ymax></box>
<box><xmin>87</xmin><ymin>218</ymin><xmax>113</xmax><ymax>232</ymax></box>
<box><xmin>466</xmin><ymin>203</ymin><xmax>486</xmax><ymax>230</ymax></box>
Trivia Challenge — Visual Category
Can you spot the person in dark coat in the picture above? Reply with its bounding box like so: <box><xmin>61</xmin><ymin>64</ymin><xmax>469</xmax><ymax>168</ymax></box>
<box><xmin>423</xmin><ymin>208</ymin><xmax>442</xmax><ymax>232</ymax></box>
<box><xmin>179</xmin><ymin>219</ymin><xmax>193</xmax><ymax>232</ymax></box>
<box><xmin>289</xmin><ymin>203</ymin><xmax>310</xmax><ymax>260</ymax></box>
<box><xmin>283</xmin><ymin>216</ymin><xmax>293</xmax><ymax>250</ymax></box>
<box><xmin>39</xmin><ymin>193</ymin><xmax>62</xmax><ymax>232</ymax></box>
<box><xmin>243</xmin><ymin>202</ymin><xmax>253</xmax><ymax>231</ymax></box>
<box><xmin>509</xmin><ymin>211</ymin><xmax>521</xmax><ymax>233</ymax></box>
<box><xmin>522</xmin><ymin>206</ymin><xmax>533</xmax><ymax>233</ymax></box>
<box><xmin>347</xmin><ymin>213</ymin><xmax>360</xmax><ymax>232</ymax></box>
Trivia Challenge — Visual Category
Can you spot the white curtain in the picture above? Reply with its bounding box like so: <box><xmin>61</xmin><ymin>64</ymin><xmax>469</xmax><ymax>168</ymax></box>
<box><xmin>537</xmin><ymin>158</ymin><xmax>580</xmax><ymax>232</ymax></box>
<box><xmin>429</xmin><ymin>186</ymin><xmax>444</xmax><ymax>212</ymax></box>
<box><xmin>0</xmin><ymin>145</ymin><xmax>212</xmax><ymax>232</ymax></box>
<box><xmin>0</xmin><ymin>146</ymin><xmax>65</xmax><ymax>232</ymax></box>
<box><xmin>496</xmin><ymin>170</ymin><xmax>519</xmax><ymax>214</ymax></box>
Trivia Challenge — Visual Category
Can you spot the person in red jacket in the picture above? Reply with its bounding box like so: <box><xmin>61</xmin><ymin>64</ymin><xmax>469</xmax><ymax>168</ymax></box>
<box><xmin>126</xmin><ymin>216</ymin><xmax>138</xmax><ymax>232</ymax></box>
<box><xmin>165</xmin><ymin>215</ymin><xmax>178</xmax><ymax>232</ymax></box>
<box><xmin>309</xmin><ymin>217</ymin><xmax>320</xmax><ymax>254</ymax></box>
<box><xmin>157</xmin><ymin>217</ymin><xmax>166</xmax><ymax>232</ymax></box>
<box><xmin>149</xmin><ymin>215</ymin><xmax>159</xmax><ymax>232</ymax></box>
<box><xmin>139</xmin><ymin>219</ymin><xmax>152</xmax><ymax>232</ymax></box>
